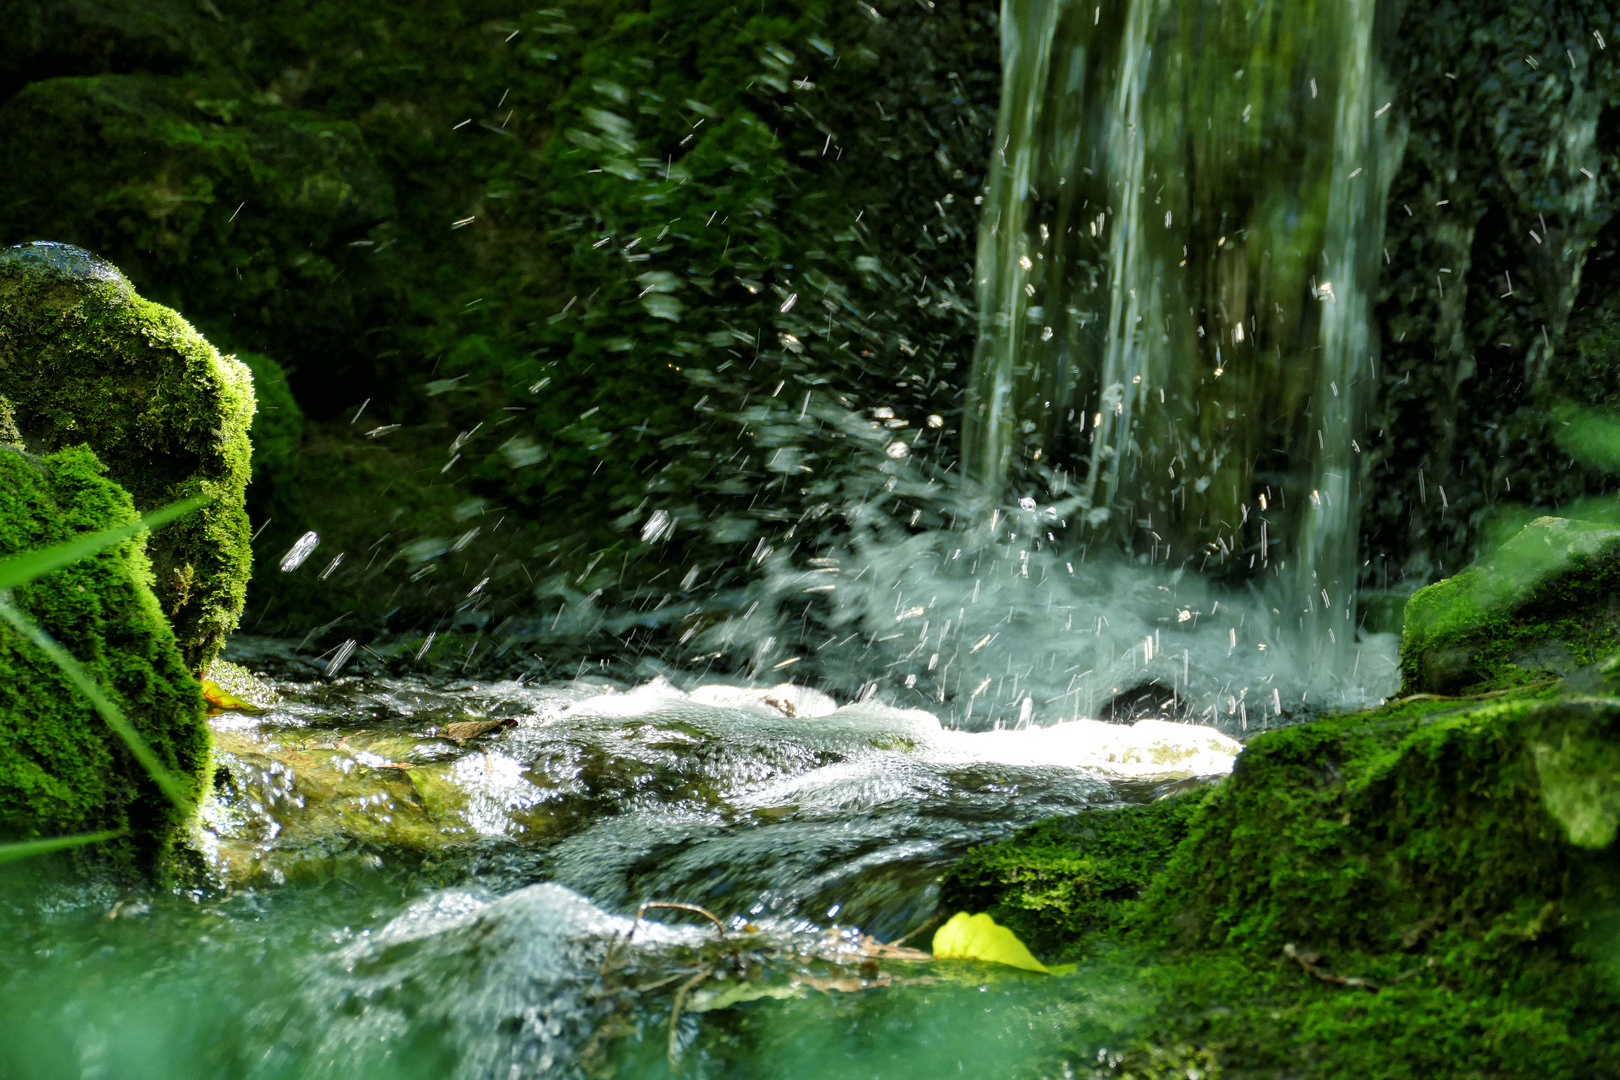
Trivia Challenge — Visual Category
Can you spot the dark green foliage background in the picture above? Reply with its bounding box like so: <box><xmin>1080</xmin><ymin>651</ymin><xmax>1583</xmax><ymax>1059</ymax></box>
<box><xmin>2</xmin><ymin>0</ymin><xmax>1619</xmax><ymax>644</ymax></box>
<box><xmin>0</xmin><ymin>0</ymin><xmax>1000</xmax><ymax>652</ymax></box>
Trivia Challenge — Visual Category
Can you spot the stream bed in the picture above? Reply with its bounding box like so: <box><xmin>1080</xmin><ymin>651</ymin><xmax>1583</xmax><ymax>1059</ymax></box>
<box><xmin>0</xmin><ymin>638</ymin><xmax>1239</xmax><ymax>1079</ymax></box>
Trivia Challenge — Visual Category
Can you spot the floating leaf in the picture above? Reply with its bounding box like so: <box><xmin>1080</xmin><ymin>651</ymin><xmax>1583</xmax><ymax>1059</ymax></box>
<box><xmin>932</xmin><ymin>911</ymin><xmax>1056</xmax><ymax>973</ymax></box>
<box><xmin>442</xmin><ymin>718</ymin><xmax>518</xmax><ymax>740</ymax></box>
<box><xmin>201</xmin><ymin>679</ymin><xmax>263</xmax><ymax>715</ymax></box>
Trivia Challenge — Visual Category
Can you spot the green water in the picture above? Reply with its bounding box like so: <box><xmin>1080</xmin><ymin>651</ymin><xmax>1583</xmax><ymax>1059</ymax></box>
<box><xmin>0</xmin><ymin>650</ymin><xmax>1225</xmax><ymax>1079</ymax></box>
<box><xmin>0</xmin><ymin>881</ymin><xmax>1151</xmax><ymax>1079</ymax></box>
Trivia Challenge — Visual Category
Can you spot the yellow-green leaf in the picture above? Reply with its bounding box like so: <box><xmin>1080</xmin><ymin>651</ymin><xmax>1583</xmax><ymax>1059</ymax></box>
<box><xmin>201</xmin><ymin>679</ymin><xmax>262</xmax><ymax>715</ymax></box>
<box><xmin>931</xmin><ymin>911</ymin><xmax>1053</xmax><ymax>973</ymax></box>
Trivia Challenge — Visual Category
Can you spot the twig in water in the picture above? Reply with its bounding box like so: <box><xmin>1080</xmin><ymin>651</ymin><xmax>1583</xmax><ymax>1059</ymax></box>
<box><xmin>627</xmin><ymin>901</ymin><xmax>728</xmax><ymax>943</ymax></box>
<box><xmin>888</xmin><ymin>912</ymin><xmax>943</xmax><ymax>949</ymax></box>
<box><xmin>667</xmin><ymin>965</ymin><xmax>714</xmax><ymax>1068</ymax></box>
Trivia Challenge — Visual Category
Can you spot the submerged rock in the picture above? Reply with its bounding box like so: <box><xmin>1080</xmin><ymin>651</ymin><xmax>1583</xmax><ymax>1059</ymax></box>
<box><xmin>0</xmin><ymin>444</ymin><xmax>208</xmax><ymax>871</ymax></box>
<box><xmin>1400</xmin><ymin>515</ymin><xmax>1620</xmax><ymax>695</ymax></box>
<box><xmin>0</xmin><ymin>241</ymin><xmax>255</xmax><ymax>672</ymax></box>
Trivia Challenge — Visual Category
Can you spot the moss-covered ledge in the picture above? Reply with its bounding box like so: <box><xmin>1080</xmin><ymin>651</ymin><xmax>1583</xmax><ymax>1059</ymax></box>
<box><xmin>939</xmin><ymin>689</ymin><xmax>1620</xmax><ymax>1076</ymax></box>
<box><xmin>1400</xmin><ymin>516</ymin><xmax>1620</xmax><ymax>696</ymax></box>
<box><xmin>0</xmin><ymin>444</ymin><xmax>209</xmax><ymax>876</ymax></box>
<box><xmin>0</xmin><ymin>241</ymin><xmax>255</xmax><ymax>672</ymax></box>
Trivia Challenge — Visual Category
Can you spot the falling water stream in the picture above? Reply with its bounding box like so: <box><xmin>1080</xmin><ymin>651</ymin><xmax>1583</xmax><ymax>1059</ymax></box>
<box><xmin>2</xmin><ymin>1</ymin><xmax>1411</xmax><ymax>1076</ymax></box>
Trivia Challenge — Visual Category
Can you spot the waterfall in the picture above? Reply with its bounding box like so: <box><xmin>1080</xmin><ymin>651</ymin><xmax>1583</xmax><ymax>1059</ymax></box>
<box><xmin>966</xmin><ymin>0</ymin><xmax>1405</xmax><ymax>666</ymax></box>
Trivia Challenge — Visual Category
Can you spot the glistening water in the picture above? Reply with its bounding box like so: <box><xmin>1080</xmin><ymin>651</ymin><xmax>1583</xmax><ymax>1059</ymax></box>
<box><xmin>3</xmin><ymin>0</ymin><xmax>1416</xmax><ymax>1074</ymax></box>
<box><xmin>1</xmin><ymin>642</ymin><xmax>1232</xmax><ymax>1078</ymax></box>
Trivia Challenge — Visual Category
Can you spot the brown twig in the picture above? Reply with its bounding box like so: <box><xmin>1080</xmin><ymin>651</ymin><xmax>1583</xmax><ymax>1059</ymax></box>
<box><xmin>1386</xmin><ymin>959</ymin><xmax>1435</xmax><ymax>986</ymax></box>
<box><xmin>667</xmin><ymin>965</ymin><xmax>713</xmax><ymax>1069</ymax></box>
<box><xmin>1284</xmin><ymin>943</ymin><xmax>1379</xmax><ymax>992</ymax></box>
<box><xmin>1388</xmin><ymin>680</ymin><xmax>1558</xmax><ymax>706</ymax></box>
<box><xmin>627</xmin><ymin>901</ymin><xmax>729</xmax><ymax>943</ymax></box>
<box><xmin>887</xmin><ymin>912</ymin><xmax>943</xmax><ymax>950</ymax></box>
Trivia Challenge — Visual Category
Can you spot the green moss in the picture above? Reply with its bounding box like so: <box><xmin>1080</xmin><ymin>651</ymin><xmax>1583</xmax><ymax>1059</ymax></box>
<box><xmin>233</xmin><ymin>351</ymin><xmax>302</xmax><ymax>481</ymax></box>
<box><xmin>940</xmin><ymin>793</ymin><xmax>1207</xmax><ymax>958</ymax></box>
<box><xmin>1399</xmin><ymin>516</ymin><xmax>1620</xmax><ymax>695</ymax></box>
<box><xmin>0</xmin><ymin>443</ymin><xmax>208</xmax><ymax>874</ymax></box>
<box><xmin>1076</xmin><ymin>949</ymin><xmax>1620</xmax><ymax>1080</ymax></box>
<box><xmin>941</xmin><ymin>689</ymin><xmax>1620</xmax><ymax>1075</ymax></box>
<box><xmin>0</xmin><ymin>240</ymin><xmax>254</xmax><ymax>672</ymax></box>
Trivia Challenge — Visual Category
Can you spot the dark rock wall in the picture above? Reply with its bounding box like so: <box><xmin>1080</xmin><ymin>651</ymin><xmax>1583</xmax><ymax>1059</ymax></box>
<box><xmin>1366</xmin><ymin>0</ymin><xmax>1620</xmax><ymax>587</ymax></box>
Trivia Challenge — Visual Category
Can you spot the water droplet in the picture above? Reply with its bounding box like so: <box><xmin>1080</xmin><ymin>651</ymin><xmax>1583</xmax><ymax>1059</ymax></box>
<box><xmin>279</xmin><ymin>532</ymin><xmax>319</xmax><ymax>572</ymax></box>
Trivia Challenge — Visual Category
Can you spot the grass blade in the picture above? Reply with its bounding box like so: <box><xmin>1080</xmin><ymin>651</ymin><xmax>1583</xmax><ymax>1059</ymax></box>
<box><xmin>0</xmin><ymin>598</ymin><xmax>195</xmax><ymax>811</ymax></box>
<box><xmin>0</xmin><ymin>829</ymin><xmax>127</xmax><ymax>865</ymax></box>
<box><xmin>0</xmin><ymin>493</ymin><xmax>211</xmax><ymax>591</ymax></box>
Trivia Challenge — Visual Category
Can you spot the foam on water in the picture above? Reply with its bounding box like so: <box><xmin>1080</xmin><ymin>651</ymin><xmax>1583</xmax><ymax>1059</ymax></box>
<box><xmin>682</xmin><ymin>480</ymin><xmax>1402</xmax><ymax>734</ymax></box>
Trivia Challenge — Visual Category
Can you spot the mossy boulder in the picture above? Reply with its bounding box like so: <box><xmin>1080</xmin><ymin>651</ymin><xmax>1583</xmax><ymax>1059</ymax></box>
<box><xmin>0</xmin><ymin>443</ymin><xmax>208</xmax><ymax>872</ymax></box>
<box><xmin>939</xmin><ymin>793</ymin><xmax>1206</xmax><ymax>959</ymax></box>
<box><xmin>0</xmin><ymin>240</ymin><xmax>254</xmax><ymax>672</ymax></box>
<box><xmin>940</xmin><ymin>691</ymin><xmax>1620</xmax><ymax>1075</ymax></box>
<box><xmin>234</xmin><ymin>350</ymin><xmax>302</xmax><ymax>481</ymax></box>
<box><xmin>1400</xmin><ymin>516</ymin><xmax>1620</xmax><ymax>696</ymax></box>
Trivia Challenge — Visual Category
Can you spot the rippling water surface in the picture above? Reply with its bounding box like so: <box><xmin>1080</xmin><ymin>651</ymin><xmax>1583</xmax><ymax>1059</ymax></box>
<box><xmin>0</xmin><ymin>638</ymin><xmax>1238</xmax><ymax>1079</ymax></box>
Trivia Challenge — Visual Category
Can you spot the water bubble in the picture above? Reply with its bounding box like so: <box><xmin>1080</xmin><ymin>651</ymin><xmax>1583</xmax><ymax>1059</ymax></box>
<box><xmin>1018</xmin><ymin>497</ymin><xmax>1037</xmax><ymax>512</ymax></box>
<box><xmin>885</xmin><ymin>441</ymin><xmax>910</xmax><ymax>458</ymax></box>
<box><xmin>280</xmin><ymin>532</ymin><xmax>320</xmax><ymax>571</ymax></box>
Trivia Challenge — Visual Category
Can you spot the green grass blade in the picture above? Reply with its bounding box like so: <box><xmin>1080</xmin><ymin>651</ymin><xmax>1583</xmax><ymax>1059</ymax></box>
<box><xmin>0</xmin><ymin>493</ymin><xmax>211</xmax><ymax>591</ymax></box>
<box><xmin>0</xmin><ymin>598</ymin><xmax>195</xmax><ymax>811</ymax></box>
<box><xmin>0</xmin><ymin>829</ymin><xmax>127</xmax><ymax>865</ymax></box>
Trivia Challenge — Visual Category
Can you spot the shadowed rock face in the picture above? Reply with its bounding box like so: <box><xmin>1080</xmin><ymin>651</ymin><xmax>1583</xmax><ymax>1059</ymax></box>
<box><xmin>0</xmin><ymin>240</ymin><xmax>254</xmax><ymax>672</ymax></box>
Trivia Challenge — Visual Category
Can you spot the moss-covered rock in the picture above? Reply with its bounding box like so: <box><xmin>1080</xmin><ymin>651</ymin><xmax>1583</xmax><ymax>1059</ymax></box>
<box><xmin>234</xmin><ymin>350</ymin><xmax>302</xmax><ymax>481</ymax></box>
<box><xmin>1400</xmin><ymin>516</ymin><xmax>1620</xmax><ymax>695</ymax></box>
<box><xmin>939</xmin><ymin>793</ymin><xmax>1206</xmax><ymax>959</ymax></box>
<box><xmin>0</xmin><ymin>240</ymin><xmax>254</xmax><ymax>671</ymax></box>
<box><xmin>0</xmin><ymin>443</ymin><xmax>208</xmax><ymax>873</ymax></box>
<box><xmin>941</xmin><ymin>691</ymin><xmax>1620</xmax><ymax>1075</ymax></box>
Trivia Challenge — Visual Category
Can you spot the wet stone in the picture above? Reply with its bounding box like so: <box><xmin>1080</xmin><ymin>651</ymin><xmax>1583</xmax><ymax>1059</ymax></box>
<box><xmin>196</xmin><ymin>670</ymin><xmax>1240</xmax><ymax>938</ymax></box>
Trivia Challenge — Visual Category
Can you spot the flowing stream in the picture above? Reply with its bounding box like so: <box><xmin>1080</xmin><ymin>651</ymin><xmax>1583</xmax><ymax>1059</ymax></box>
<box><xmin>2</xmin><ymin>639</ymin><xmax>1233</xmax><ymax>1078</ymax></box>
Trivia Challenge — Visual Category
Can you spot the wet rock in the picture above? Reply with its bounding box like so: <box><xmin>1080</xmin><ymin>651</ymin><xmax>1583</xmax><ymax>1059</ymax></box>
<box><xmin>1399</xmin><ymin>516</ymin><xmax>1620</xmax><ymax>695</ymax></box>
<box><xmin>0</xmin><ymin>240</ymin><xmax>254</xmax><ymax>671</ymax></box>
<box><xmin>0</xmin><ymin>443</ymin><xmax>207</xmax><ymax>872</ymax></box>
<box><xmin>0</xmin><ymin>0</ymin><xmax>226</xmax><ymax>98</ymax></box>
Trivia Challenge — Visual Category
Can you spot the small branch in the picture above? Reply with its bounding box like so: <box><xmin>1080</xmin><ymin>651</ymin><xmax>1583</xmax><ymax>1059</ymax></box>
<box><xmin>1284</xmin><ymin>943</ymin><xmax>1379</xmax><ymax>992</ymax></box>
<box><xmin>1386</xmin><ymin>959</ymin><xmax>1435</xmax><ymax>986</ymax></box>
<box><xmin>667</xmin><ymin>965</ymin><xmax>713</xmax><ymax>1069</ymax></box>
<box><xmin>888</xmin><ymin>912</ymin><xmax>943</xmax><ymax>949</ymax></box>
<box><xmin>1389</xmin><ymin>680</ymin><xmax>1558</xmax><ymax>706</ymax></box>
<box><xmin>628</xmin><ymin>901</ymin><xmax>728</xmax><ymax>943</ymax></box>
